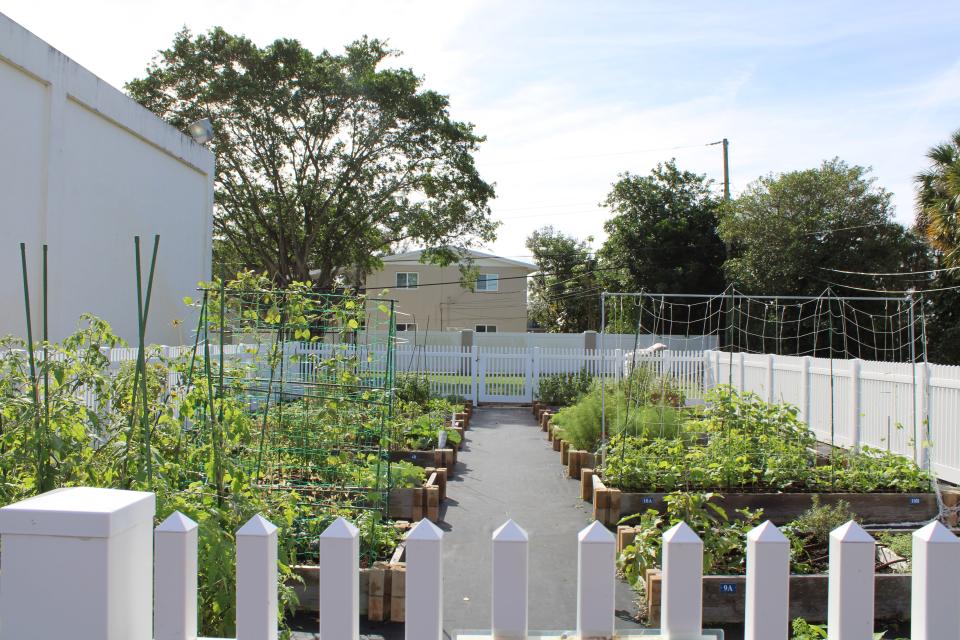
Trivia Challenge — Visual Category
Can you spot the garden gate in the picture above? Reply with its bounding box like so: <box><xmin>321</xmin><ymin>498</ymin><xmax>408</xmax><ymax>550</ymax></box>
<box><xmin>475</xmin><ymin>347</ymin><xmax>532</xmax><ymax>403</ymax></box>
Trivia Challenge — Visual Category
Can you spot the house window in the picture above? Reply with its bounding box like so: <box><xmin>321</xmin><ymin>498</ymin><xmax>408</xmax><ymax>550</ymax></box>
<box><xmin>476</xmin><ymin>273</ymin><xmax>499</xmax><ymax>292</ymax></box>
<box><xmin>475</xmin><ymin>324</ymin><xmax>497</xmax><ymax>333</ymax></box>
<box><xmin>396</xmin><ymin>272</ymin><xmax>419</xmax><ymax>289</ymax></box>
<box><xmin>396</xmin><ymin>323</ymin><xmax>417</xmax><ymax>332</ymax></box>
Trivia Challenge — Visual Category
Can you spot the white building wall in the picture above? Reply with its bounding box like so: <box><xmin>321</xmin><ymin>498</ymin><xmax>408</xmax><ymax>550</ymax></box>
<box><xmin>0</xmin><ymin>12</ymin><xmax>213</xmax><ymax>344</ymax></box>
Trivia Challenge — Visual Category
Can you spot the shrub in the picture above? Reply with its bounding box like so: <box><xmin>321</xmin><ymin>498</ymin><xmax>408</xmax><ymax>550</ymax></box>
<box><xmin>537</xmin><ymin>371</ymin><xmax>592</xmax><ymax>406</ymax></box>
<box><xmin>552</xmin><ymin>380</ymin><xmax>686</xmax><ymax>451</ymax></box>
<box><xmin>394</xmin><ymin>373</ymin><xmax>431</xmax><ymax>406</ymax></box>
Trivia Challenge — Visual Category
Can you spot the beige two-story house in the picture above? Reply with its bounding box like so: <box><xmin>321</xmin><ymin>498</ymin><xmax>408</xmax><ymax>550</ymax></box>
<box><xmin>364</xmin><ymin>250</ymin><xmax>536</xmax><ymax>333</ymax></box>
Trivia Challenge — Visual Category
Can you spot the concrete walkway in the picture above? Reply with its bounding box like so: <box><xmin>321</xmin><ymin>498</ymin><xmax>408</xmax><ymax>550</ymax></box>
<box><xmin>295</xmin><ymin>406</ymin><xmax>645</xmax><ymax>639</ymax></box>
<box><xmin>439</xmin><ymin>406</ymin><xmax>642</xmax><ymax>636</ymax></box>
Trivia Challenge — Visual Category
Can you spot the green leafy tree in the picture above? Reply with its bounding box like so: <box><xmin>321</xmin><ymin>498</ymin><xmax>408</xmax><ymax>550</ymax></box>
<box><xmin>599</xmin><ymin>160</ymin><xmax>727</xmax><ymax>295</ymax></box>
<box><xmin>127</xmin><ymin>28</ymin><xmax>497</xmax><ymax>287</ymax></box>
<box><xmin>526</xmin><ymin>227</ymin><xmax>600</xmax><ymax>332</ymax></box>
<box><xmin>915</xmin><ymin>129</ymin><xmax>960</xmax><ymax>266</ymax></box>
<box><xmin>720</xmin><ymin>159</ymin><xmax>928</xmax><ymax>296</ymax></box>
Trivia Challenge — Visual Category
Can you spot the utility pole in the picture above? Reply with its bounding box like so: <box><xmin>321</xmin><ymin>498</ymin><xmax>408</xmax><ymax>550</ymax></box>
<box><xmin>722</xmin><ymin>138</ymin><xmax>730</xmax><ymax>200</ymax></box>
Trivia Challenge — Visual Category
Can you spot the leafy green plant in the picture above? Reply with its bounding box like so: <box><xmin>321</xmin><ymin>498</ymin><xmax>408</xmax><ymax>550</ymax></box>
<box><xmin>395</xmin><ymin>373</ymin><xmax>431</xmax><ymax>406</ymax></box>
<box><xmin>552</xmin><ymin>379</ymin><xmax>686</xmax><ymax>451</ymax></box>
<box><xmin>537</xmin><ymin>371</ymin><xmax>592</xmax><ymax>406</ymax></box>
<box><xmin>791</xmin><ymin>619</ymin><xmax>903</xmax><ymax>640</ymax></box>
<box><xmin>617</xmin><ymin>492</ymin><xmax>763</xmax><ymax>586</ymax></box>
<box><xmin>602</xmin><ymin>387</ymin><xmax>931</xmax><ymax>494</ymax></box>
<box><xmin>781</xmin><ymin>496</ymin><xmax>857</xmax><ymax>574</ymax></box>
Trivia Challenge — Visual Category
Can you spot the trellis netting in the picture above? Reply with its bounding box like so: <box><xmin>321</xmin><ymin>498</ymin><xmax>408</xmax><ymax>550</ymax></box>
<box><xmin>190</xmin><ymin>281</ymin><xmax>397</xmax><ymax>562</ymax></box>
<box><xmin>592</xmin><ymin>288</ymin><xmax>931</xmax><ymax>494</ymax></box>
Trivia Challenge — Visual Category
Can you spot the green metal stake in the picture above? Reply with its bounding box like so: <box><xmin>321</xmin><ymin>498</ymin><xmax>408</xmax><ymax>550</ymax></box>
<box><xmin>19</xmin><ymin>243</ymin><xmax>44</xmax><ymax>494</ymax></box>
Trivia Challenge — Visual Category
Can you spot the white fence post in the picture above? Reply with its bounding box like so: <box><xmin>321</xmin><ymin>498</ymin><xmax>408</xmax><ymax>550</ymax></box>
<box><xmin>471</xmin><ymin>345</ymin><xmax>479</xmax><ymax>406</ymax></box>
<box><xmin>800</xmin><ymin>356</ymin><xmax>811</xmax><ymax>427</ymax></box>
<box><xmin>745</xmin><ymin>521</ymin><xmax>789</xmax><ymax>640</ymax></box>
<box><xmin>319</xmin><ymin>517</ymin><xmax>360</xmax><ymax>640</ymax></box>
<box><xmin>492</xmin><ymin>520</ymin><xmax>528</xmax><ymax>639</ymax></box>
<box><xmin>914</xmin><ymin>361</ymin><xmax>930</xmax><ymax>468</ymax></box>
<box><xmin>850</xmin><ymin>359</ymin><xmax>862</xmax><ymax>451</ymax></box>
<box><xmin>155</xmin><ymin>511</ymin><xmax>198</xmax><ymax>640</ymax></box>
<box><xmin>406</xmin><ymin>519</ymin><xmax>444</xmax><ymax>640</ymax></box>
<box><xmin>661</xmin><ymin>521</ymin><xmax>703</xmax><ymax>639</ymax></box>
<box><xmin>531</xmin><ymin>347</ymin><xmax>541</xmax><ymax>401</ymax></box>
<box><xmin>911</xmin><ymin>521</ymin><xmax>960</xmax><ymax>640</ymax></box>
<box><xmin>577</xmin><ymin>521</ymin><xmax>615</xmax><ymax>640</ymax></box>
<box><xmin>0</xmin><ymin>487</ymin><xmax>155</xmax><ymax>640</ymax></box>
<box><xmin>765</xmin><ymin>353</ymin><xmax>775</xmax><ymax>402</ymax></box>
<box><xmin>236</xmin><ymin>514</ymin><xmax>278</xmax><ymax>640</ymax></box>
<box><xmin>738</xmin><ymin>351</ymin><xmax>746</xmax><ymax>392</ymax></box>
<box><xmin>827</xmin><ymin>521</ymin><xmax>874</xmax><ymax>640</ymax></box>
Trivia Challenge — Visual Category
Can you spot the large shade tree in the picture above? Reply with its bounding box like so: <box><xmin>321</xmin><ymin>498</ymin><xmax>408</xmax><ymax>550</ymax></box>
<box><xmin>720</xmin><ymin>159</ymin><xmax>928</xmax><ymax>296</ymax></box>
<box><xmin>598</xmin><ymin>160</ymin><xmax>727</xmax><ymax>294</ymax></box>
<box><xmin>526</xmin><ymin>227</ymin><xmax>600</xmax><ymax>332</ymax></box>
<box><xmin>127</xmin><ymin>29</ymin><xmax>497</xmax><ymax>287</ymax></box>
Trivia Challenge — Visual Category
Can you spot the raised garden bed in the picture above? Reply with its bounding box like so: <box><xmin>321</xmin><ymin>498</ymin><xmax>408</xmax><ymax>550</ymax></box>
<box><xmin>292</xmin><ymin>525</ymin><xmax>411</xmax><ymax>622</ymax></box>
<box><xmin>588</xmin><ymin>474</ymin><xmax>937</xmax><ymax>525</ymax></box>
<box><xmin>390</xmin><ymin>447</ymin><xmax>457</xmax><ymax>475</ymax></box>
<box><xmin>643</xmin><ymin>569</ymin><xmax>911</xmax><ymax>625</ymax></box>
<box><xmin>388</xmin><ymin>469</ymin><xmax>444</xmax><ymax>522</ymax></box>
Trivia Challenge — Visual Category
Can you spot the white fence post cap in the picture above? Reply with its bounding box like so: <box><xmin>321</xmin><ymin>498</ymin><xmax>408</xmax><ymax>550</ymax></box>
<box><xmin>914</xmin><ymin>520</ymin><xmax>959</xmax><ymax>544</ymax></box>
<box><xmin>830</xmin><ymin>520</ymin><xmax>874</xmax><ymax>543</ymax></box>
<box><xmin>407</xmin><ymin>518</ymin><xmax>444</xmax><ymax>541</ymax></box>
<box><xmin>663</xmin><ymin>521</ymin><xmax>701</xmax><ymax>544</ymax></box>
<box><xmin>747</xmin><ymin>520</ymin><xmax>788</xmax><ymax>543</ymax></box>
<box><xmin>237</xmin><ymin>513</ymin><xmax>278</xmax><ymax>537</ymax></box>
<box><xmin>492</xmin><ymin>519</ymin><xmax>528</xmax><ymax>542</ymax></box>
<box><xmin>321</xmin><ymin>516</ymin><xmax>359</xmax><ymax>539</ymax></box>
<box><xmin>0</xmin><ymin>487</ymin><xmax>155</xmax><ymax>538</ymax></box>
<box><xmin>578</xmin><ymin>520</ymin><xmax>614</xmax><ymax>544</ymax></box>
<box><xmin>156</xmin><ymin>511</ymin><xmax>197</xmax><ymax>533</ymax></box>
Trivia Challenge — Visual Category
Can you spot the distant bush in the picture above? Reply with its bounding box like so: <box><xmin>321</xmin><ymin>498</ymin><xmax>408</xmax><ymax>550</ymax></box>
<box><xmin>394</xmin><ymin>373</ymin><xmax>431</xmax><ymax>406</ymax></box>
<box><xmin>537</xmin><ymin>371</ymin><xmax>592</xmax><ymax>406</ymax></box>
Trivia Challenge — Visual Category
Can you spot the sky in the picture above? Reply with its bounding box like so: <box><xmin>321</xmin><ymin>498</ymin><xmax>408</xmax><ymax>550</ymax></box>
<box><xmin>4</xmin><ymin>1</ymin><xmax>959</xmax><ymax>264</ymax></box>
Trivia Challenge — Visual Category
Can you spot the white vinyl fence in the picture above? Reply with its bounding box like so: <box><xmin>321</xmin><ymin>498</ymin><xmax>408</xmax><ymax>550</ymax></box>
<box><xmin>2</xmin><ymin>486</ymin><xmax>958</xmax><ymax>640</ymax></box>
<box><xmin>705</xmin><ymin>351</ymin><xmax>960</xmax><ymax>485</ymax></box>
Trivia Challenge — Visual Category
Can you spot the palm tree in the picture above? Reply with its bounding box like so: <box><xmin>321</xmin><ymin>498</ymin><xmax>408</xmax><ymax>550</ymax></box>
<box><xmin>916</xmin><ymin>129</ymin><xmax>960</xmax><ymax>265</ymax></box>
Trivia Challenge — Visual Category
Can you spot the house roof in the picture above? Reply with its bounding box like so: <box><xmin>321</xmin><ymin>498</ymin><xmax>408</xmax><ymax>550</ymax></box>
<box><xmin>380</xmin><ymin>249</ymin><xmax>536</xmax><ymax>271</ymax></box>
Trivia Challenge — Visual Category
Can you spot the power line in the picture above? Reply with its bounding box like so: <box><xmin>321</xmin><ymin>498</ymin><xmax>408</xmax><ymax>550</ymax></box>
<box><xmin>821</xmin><ymin>265</ymin><xmax>960</xmax><ymax>277</ymax></box>
<box><xmin>482</xmin><ymin>141</ymin><xmax>721</xmax><ymax>167</ymax></box>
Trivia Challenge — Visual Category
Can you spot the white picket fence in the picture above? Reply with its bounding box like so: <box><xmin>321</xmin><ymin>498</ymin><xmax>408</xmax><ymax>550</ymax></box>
<box><xmin>705</xmin><ymin>350</ymin><xmax>960</xmax><ymax>485</ymax></box>
<box><xmin>1</xmin><ymin>486</ymin><xmax>958</xmax><ymax>640</ymax></box>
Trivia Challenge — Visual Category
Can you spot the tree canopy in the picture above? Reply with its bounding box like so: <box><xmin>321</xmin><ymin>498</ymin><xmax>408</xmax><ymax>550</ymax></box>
<box><xmin>127</xmin><ymin>28</ymin><xmax>497</xmax><ymax>287</ymax></box>
<box><xmin>525</xmin><ymin>227</ymin><xmax>599</xmax><ymax>332</ymax></box>
<box><xmin>915</xmin><ymin>129</ymin><xmax>960</xmax><ymax>267</ymax></box>
<box><xmin>720</xmin><ymin>159</ymin><xmax>928</xmax><ymax>296</ymax></box>
<box><xmin>598</xmin><ymin>161</ymin><xmax>726</xmax><ymax>295</ymax></box>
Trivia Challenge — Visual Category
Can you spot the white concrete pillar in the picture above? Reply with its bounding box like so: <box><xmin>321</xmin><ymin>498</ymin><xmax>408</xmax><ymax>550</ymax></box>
<box><xmin>745</xmin><ymin>521</ymin><xmax>789</xmax><ymax>640</ymax></box>
<box><xmin>0</xmin><ymin>487</ymin><xmax>155</xmax><ymax>640</ymax></box>
<box><xmin>319</xmin><ymin>517</ymin><xmax>360</xmax><ymax>640</ymax></box>
<box><xmin>491</xmin><ymin>519</ymin><xmax>528</xmax><ymax>640</ymax></box>
<box><xmin>236</xmin><ymin>514</ymin><xmax>278</xmax><ymax>640</ymax></box>
<box><xmin>911</xmin><ymin>521</ymin><xmax>960</xmax><ymax>640</ymax></box>
<box><xmin>738</xmin><ymin>351</ymin><xmax>746</xmax><ymax>392</ymax></box>
<box><xmin>577</xmin><ymin>521</ymin><xmax>615</xmax><ymax>640</ymax></box>
<box><xmin>406</xmin><ymin>519</ymin><xmax>444</xmax><ymax>640</ymax></box>
<box><xmin>155</xmin><ymin>511</ymin><xmax>199</xmax><ymax>640</ymax></box>
<box><xmin>827</xmin><ymin>521</ymin><xmax>875</xmax><ymax>640</ymax></box>
<box><xmin>662</xmin><ymin>521</ymin><xmax>703</xmax><ymax>640</ymax></box>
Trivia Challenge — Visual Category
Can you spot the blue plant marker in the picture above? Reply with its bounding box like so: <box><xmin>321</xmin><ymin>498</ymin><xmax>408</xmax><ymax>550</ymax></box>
<box><xmin>719</xmin><ymin>583</ymin><xmax>737</xmax><ymax>594</ymax></box>
<box><xmin>910</xmin><ymin>497</ymin><xmax>921</xmax><ymax>505</ymax></box>
<box><xmin>641</xmin><ymin>496</ymin><xmax>654</xmax><ymax>504</ymax></box>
